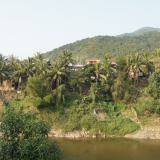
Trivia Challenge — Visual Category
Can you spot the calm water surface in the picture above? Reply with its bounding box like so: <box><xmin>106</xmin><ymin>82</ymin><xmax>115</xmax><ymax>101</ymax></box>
<box><xmin>53</xmin><ymin>137</ymin><xmax>160</xmax><ymax>160</ymax></box>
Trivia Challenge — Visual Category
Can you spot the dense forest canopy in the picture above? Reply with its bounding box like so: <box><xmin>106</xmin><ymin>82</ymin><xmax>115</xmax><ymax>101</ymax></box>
<box><xmin>42</xmin><ymin>31</ymin><xmax>160</xmax><ymax>64</ymax></box>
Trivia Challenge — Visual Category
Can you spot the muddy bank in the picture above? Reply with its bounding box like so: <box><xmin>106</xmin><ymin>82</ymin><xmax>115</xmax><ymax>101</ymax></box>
<box><xmin>49</xmin><ymin>127</ymin><xmax>160</xmax><ymax>139</ymax></box>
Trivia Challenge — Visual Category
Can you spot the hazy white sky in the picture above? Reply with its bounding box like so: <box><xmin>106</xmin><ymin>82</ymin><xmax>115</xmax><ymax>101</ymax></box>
<box><xmin>0</xmin><ymin>0</ymin><xmax>160</xmax><ymax>59</ymax></box>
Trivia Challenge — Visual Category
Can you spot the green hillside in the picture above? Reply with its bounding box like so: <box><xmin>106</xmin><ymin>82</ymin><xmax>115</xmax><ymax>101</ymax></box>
<box><xmin>42</xmin><ymin>31</ymin><xmax>160</xmax><ymax>64</ymax></box>
<box><xmin>117</xmin><ymin>27</ymin><xmax>160</xmax><ymax>37</ymax></box>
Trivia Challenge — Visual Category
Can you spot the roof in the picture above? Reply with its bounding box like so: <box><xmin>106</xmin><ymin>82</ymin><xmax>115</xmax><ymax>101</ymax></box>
<box><xmin>87</xmin><ymin>57</ymin><xmax>99</xmax><ymax>61</ymax></box>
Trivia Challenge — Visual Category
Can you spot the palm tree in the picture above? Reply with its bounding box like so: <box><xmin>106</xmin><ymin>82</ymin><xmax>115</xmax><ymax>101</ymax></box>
<box><xmin>132</xmin><ymin>53</ymin><xmax>145</xmax><ymax>87</ymax></box>
<box><xmin>59</xmin><ymin>49</ymin><xmax>75</xmax><ymax>66</ymax></box>
<box><xmin>143</xmin><ymin>50</ymin><xmax>154</xmax><ymax>76</ymax></box>
<box><xmin>50</xmin><ymin>59</ymin><xmax>67</xmax><ymax>88</ymax></box>
<box><xmin>124</xmin><ymin>55</ymin><xmax>133</xmax><ymax>77</ymax></box>
<box><xmin>94</xmin><ymin>62</ymin><xmax>106</xmax><ymax>82</ymax></box>
<box><xmin>34</xmin><ymin>52</ymin><xmax>43</xmax><ymax>61</ymax></box>
<box><xmin>59</xmin><ymin>49</ymin><xmax>75</xmax><ymax>82</ymax></box>
<box><xmin>101</xmin><ymin>54</ymin><xmax>116</xmax><ymax>79</ymax></box>
<box><xmin>24</xmin><ymin>57</ymin><xmax>35</xmax><ymax>76</ymax></box>
<box><xmin>7</xmin><ymin>54</ymin><xmax>18</xmax><ymax>70</ymax></box>
<box><xmin>11</xmin><ymin>61</ymin><xmax>25</xmax><ymax>90</ymax></box>
<box><xmin>34</xmin><ymin>60</ymin><xmax>50</xmax><ymax>81</ymax></box>
<box><xmin>0</xmin><ymin>54</ymin><xmax>7</xmax><ymax>65</ymax></box>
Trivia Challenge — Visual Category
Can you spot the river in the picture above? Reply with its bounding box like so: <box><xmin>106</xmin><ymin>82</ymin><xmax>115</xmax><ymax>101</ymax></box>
<box><xmin>53</xmin><ymin>137</ymin><xmax>160</xmax><ymax>160</ymax></box>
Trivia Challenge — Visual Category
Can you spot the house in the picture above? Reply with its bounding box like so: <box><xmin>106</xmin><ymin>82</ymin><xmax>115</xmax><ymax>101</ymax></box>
<box><xmin>68</xmin><ymin>63</ymin><xmax>84</xmax><ymax>70</ymax></box>
<box><xmin>0</xmin><ymin>74</ymin><xmax>28</xmax><ymax>92</ymax></box>
<box><xmin>86</xmin><ymin>57</ymin><xmax>100</xmax><ymax>64</ymax></box>
<box><xmin>128</xmin><ymin>71</ymin><xmax>143</xmax><ymax>80</ymax></box>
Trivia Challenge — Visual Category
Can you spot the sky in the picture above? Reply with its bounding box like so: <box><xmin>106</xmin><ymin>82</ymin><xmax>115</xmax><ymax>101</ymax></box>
<box><xmin>0</xmin><ymin>0</ymin><xmax>160</xmax><ymax>59</ymax></box>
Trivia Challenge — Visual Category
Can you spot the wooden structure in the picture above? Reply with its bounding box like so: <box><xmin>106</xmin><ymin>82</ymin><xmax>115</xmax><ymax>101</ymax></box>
<box><xmin>129</xmin><ymin>72</ymin><xmax>143</xmax><ymax>80</ymax></box>
<box><xmin>86</xmin><ymin>57</ymin><xmax>100</xmax><ymax>64</ymax></box>
<box><xmin>68</xmin><ymin>63</ymin><xmax>84</xmax><ymax>70</ymax></box>
<box><xmin>0</xmin><ymin>74</ymin><xmax>28</xmax><ymax>91</ymax></box>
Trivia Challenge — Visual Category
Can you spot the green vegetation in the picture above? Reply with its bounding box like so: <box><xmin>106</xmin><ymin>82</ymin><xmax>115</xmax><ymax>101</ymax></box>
<box><xmin>1</xmin><ymin>35</ymin><xmax>160</xmax><ymax>157</ymax></box>
<box><xmin>0</xmin><ymin>105</ymin><xmax>64</xmax><ymax>160</ymax></box>
<box><xmin>145</xmin><ymin>70</ymin><xmax>160</xmax><ymax>99</ymax></box>
<box><xmin>42</xmin><ymin>32</ymin><xmax>160</xmax><ymax>64</ymax></box>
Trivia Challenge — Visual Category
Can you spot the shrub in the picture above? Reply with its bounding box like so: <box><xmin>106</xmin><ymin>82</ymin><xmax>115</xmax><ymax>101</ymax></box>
<box><xmin>124</xmin><ymin>91</ymin><xmax>131</xmax><ymax>102</ymax></box>
<box><xmin>145</xmin><ymin>70</ymin><xmax>160</xmax><ymax>99</ymax></box>
<box><xmin>0</xmin><ymin>105</ymin><xmax>64</xmax><ymax>160</ymax></box>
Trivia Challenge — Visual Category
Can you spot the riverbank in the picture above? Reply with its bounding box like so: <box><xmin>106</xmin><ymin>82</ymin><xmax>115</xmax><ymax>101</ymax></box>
<box><xmin>49</xmin><ymin>126</ymin><xmax>160</xmax><ymax>139</ymax></box>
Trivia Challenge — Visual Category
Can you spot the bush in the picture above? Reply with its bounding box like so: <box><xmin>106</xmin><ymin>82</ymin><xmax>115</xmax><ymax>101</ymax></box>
<box><xmin>124</xmin><ymin>91</ymin><xmax>131</xmax><ymax>102</ymax></box>
<box><xmin>145</xmin><ymin>71</ymin><xmax>160</xmax><ymax>99</ymax></box>
<box><xmin>0</xmin><ymin>106</ymin><xmax>64</xmax><ymax>160</ymax></box>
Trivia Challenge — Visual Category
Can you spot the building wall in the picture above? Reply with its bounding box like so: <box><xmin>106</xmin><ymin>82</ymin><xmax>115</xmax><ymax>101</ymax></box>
<box><xmin>86</xmin><ymin>60</ymin><xmax>100</xmax><ymax>64</ymax></box>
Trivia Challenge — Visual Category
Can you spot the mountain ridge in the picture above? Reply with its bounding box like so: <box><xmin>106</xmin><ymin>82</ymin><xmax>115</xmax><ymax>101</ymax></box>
<box><xmin>117</xmin><ymin>27</ymin><xmax>160</xmax><ymax>37</ymax></box>
<box><xmin>42</xmin><ymin>30</ymin><xmax>160</xmax><ymax>64</ymax></box>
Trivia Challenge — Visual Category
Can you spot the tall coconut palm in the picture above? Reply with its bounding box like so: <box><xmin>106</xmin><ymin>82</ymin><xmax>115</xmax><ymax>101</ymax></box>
<box><xmin>94</xmin><ymin>62</ymin><xmax>106</xmax><ymax>82</ymax></box>
<box><xmin>124</xmin><ymin>55</ymin><xmax>133</xmax><ymax>77</ymax></box>
<box><xmin>0</xmin><ymin>54</ymin><xmax>7</xmax><ymax>65</ymax></box>
<box><xmin>34</xmin><ymin>60</ymin><xmax>50</xmax><ymax>81</ymax></box>
<box><xmin>132</xmin><ymin>53</ymin><xmax>145</xmax><ymax>86</ymax></box>
<box><xmin>59</xmin><ymin>49</ymin><xmax>75</xmax><ymax>82</ymax></box>
<box><xmin>143</xmin><ymin>50</ymin><xmax>154</xmax><ymax>76</ymax></box>
<box><xmin>7</xmin><ymin>54</ymin><xmax>18</xmax><ymax>70</ymax></box>
<box><xmin>101</xmin><ymin>54</ymin><xmax>116</xmax><ymax>79</ymax></box>
<box><xmin>24</xmin><ymin>57</ymin><xmax>35</xmax><ymax>76</ymax></box>
<box><xmin>34</xmin><ymin>52</ymin><xmax>43</xmax><ymax>61</ymax></box>
<box><xmin>11</xmin><ymin>61</ymin><xmax>25</xmax><ymax>90</ymax></box>
<box><xmin>59</xmin><ymin>49</ymin><xmax>75</xmax><ymax>66</ymax></box>
<box><xmin>50</xmin><ymin>59</ymin><xmax>67</xmax><ymax>88</ymax></box>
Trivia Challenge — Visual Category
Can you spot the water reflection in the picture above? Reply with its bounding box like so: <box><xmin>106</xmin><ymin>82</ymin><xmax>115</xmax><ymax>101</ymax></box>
<box><xmin>52</xmin><ymin>137</ymin><xmax>160</xmax><ymax>160</ymax></box>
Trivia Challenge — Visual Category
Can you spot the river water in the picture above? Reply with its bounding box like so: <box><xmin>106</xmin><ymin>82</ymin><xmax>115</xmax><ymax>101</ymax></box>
<box><xmin>54</xmin><ymin>137</ymin><xmax>160</xmax><ymax>160</ymax></box>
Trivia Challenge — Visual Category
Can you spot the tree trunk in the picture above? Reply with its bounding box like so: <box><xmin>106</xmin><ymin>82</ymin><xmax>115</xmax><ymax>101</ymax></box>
<box><xmin>56</xmin><ymin>77</ymin><xmax>59</xmax><ymax>88</ymax></box>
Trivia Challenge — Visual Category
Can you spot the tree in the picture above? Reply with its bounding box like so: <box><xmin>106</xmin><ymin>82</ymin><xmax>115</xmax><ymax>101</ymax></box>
<box><xmin>132</xmin><ymin>53</ymin><xmax>145</xmax><ymax>85</ymax></box>
<box><xmin>69</xmin><ymin>69</ymin><xmax>86</xmax><ymax>94</ymax></box>
<box><xmin>59</xmin><ymin>49</ymin><xmax>75</xmax><ymax>82</ymax></box>
<box><xmin>111</xmin><ymin>71</ymin><xmax>131</xmax><ymax>102</ymax></box>
<box><xmin>143</xmin><ymin>50</ymin><xmax>154</xmax><ymax>76</ymax></box>
<box><xmin>116</xmin><ymin>56</ymin><xmax>127</xmax><ymax>72</ymax></box>
<box><xmin>34</xmin><ymin>52</ymin><xmax>43</xmax><ymax>61</ymax></box>
<box><xmin>59</xmin><ymin>49</ymin><xmax>75</xmax><ymax>67</ymax></box>
<box><xmin>56</xmin><ymin>84</ymin><xmax>66</xmax><ymax>106</ymax></box>
<box><xmin>24</xmin><ymin>57</ymin><xmax>35</xmax><ymax>76</ymax></box>
<box><xmin>34</xmin><ymin>60</ymin><xmax>50</xmax><ymax>81</ymax></box>
<box><xmin>145</xmin><ymin>71</ymin><xmax>160</xmax><ymax>99</ymax></box>
<box><xmin>7</xmin><ymin>54</ymin><xmax>18</xmax><ymax>70</ymax></box>
<box><xmin>101</xmin><ymin>54</ymin><xmax>116</xmax><ymax>79</ymax></box>
<box><xmin>0</xmin><ymin>105</ymin><xmax>64</xmax><ymax>160</ymax></box>
<box><xmin>51</xmin><ymin>59</ymin><xmax>67</xmax><ymax>88</ymax></box>
<box><xmin>11</xmin><ymin>61</ymin><xmax>25</xmax><ymax>90</ymax></box>
<box><xmin>24</xmin><ymin>76</ymin><xmax>55</xmax><ymax>108</ymax></box>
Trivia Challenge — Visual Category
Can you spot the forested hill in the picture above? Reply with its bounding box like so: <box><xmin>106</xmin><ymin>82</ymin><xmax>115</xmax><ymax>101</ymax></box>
<box><xmin>42</xmin><ymin>31</ymin><xmax>160</xmax><ymax>64</ymax></box>
<box><xmin>117</xmin><ymin>27</ymin><xmax>160</xmax><ymax>37</ymax></box>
